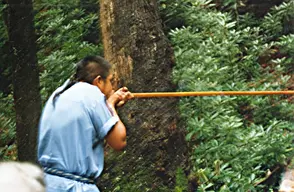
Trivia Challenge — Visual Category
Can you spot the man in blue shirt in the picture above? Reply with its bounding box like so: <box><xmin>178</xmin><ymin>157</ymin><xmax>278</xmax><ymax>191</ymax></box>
<box><xmin>38</xmin><ymin>56</ymin><xmax>133</xmax><ymax>192</ymax></box>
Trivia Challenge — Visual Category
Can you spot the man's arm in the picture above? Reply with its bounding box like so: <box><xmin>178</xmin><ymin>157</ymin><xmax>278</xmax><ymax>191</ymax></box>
<box><xmin>105</xmin><ymin>87</ymin><xmax>133</xmax><ymax>151</ymax></box>
<box><xmin>105</xmin><ymin>106</ymin><xmax>127</xmax><ymax>151</ymax></box>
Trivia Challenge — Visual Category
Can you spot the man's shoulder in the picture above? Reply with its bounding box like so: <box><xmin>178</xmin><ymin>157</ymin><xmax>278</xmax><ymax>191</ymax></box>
<box><xmin>70</xmin><ymin>82</ymin><xmax>105</xmax><ymax>102</ymax></box>
<box><xmin>74</xmin><ymin>82</ymin><xmax>102</xmax><ymax>94</ymax></box>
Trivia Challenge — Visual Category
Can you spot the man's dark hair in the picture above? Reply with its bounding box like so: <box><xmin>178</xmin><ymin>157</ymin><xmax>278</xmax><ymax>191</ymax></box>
<box><xmin>53</xmin><ymin>56</ymin><xmax>112</xmax><ymax>105</ymax></box>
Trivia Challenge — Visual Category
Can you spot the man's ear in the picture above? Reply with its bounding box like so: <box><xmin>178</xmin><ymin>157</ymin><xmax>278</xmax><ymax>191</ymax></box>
<box><xmin>92</xmin><ymin>75</ymin><xmax>102</xmax><ymax>86</ymax></box>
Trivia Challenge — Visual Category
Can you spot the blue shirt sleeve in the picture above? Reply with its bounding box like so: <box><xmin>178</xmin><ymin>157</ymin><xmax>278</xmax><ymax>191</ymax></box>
<box><xmin>89</xmin><ymin>98</ymin><xmax>119</xmax><ymax>140</ymax></box>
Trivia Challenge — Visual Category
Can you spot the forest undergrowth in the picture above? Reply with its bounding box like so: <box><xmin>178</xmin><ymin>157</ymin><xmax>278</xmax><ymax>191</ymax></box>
<box><xmin>167</xmin><ymin>0</ymin><xmax>294</xmax><ymax>191</ymax></box>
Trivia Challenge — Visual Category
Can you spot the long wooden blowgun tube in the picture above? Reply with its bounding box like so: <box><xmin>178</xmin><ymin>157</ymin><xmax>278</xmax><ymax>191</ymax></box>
<box><xmin>133</xmin><ymin>91</ymin><xmax>294</xmax><ymax>98</ymax></box>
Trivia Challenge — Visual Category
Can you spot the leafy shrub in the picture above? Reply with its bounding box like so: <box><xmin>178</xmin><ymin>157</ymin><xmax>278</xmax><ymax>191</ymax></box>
<box><xmin>0</xmin><ymin>93</ymin><xmax>16</xmax><ymax>160</ymax></box>
<box><xmin>170</xmin><ymin>0</ymin><xmax>294</xmax><ymax>191</ymax></box>
<box><xmin>35</xmin><ymin>2</ymin><xmax>103</xmax><ymax>101</ymax></box>
<box><xmin>0</xmin><ymin>2</ymin><xmax>16</xmax><ymax>161</ymax></box>
<box><xmin>175</xmin><ymin>167</ymin><xmax>189</xmax><ymax>192</ymax></box>
<box><xmin>261</xmin><ymin>1</ymin><xmax>294</xmax><ymax>39</ymax></box>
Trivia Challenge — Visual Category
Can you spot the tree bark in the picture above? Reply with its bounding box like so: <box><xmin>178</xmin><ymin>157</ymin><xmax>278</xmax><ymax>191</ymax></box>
<box><xmin>4</xmin><ymin>0</ymin><xmax>41</xmax><ymax>162</ymax></box>
<box><xmin>99</xmin><ymin>0</ymin><xmax>188</xmax><ymax>191</ymax></box>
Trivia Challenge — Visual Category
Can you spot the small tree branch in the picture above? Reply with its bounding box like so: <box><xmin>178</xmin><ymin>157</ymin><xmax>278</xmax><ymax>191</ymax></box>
<box><xmin>254</xmin><ymin>166</ymin><xmax>280</xmax><ymax>186</ymax></box>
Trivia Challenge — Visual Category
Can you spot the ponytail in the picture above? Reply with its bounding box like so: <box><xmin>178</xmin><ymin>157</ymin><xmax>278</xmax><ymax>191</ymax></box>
<box><xmin>52</xmin><ymin>76</ymin><xmax>77</xmax><ymax>106</ymax></box>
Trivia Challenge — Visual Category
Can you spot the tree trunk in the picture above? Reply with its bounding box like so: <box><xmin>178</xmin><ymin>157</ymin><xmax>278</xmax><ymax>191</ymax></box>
<box><xmin>99</xmin><ymin>0</ymin><xmax>188</xmax><ymax>191</ymax></box>
<box><xmin>5</xmin><ymin>0</ymin><xmax>41</xmax><ymax>162</ymax></box>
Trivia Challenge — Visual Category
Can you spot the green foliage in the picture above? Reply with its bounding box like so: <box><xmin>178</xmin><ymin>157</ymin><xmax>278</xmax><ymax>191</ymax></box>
<box><xmin>0</xmin><ymin>93</ymin><xmax>16</xmax><ymax>160</ymax></box>
<box><xmin>175</xmin><ymin>167</ymin><xmax>189</xmax><ymax>192</ymax></box>
<box><xmin>35</xmin><ymin>2</ymin><xmax>102</xmax><ymax>101</ymax></box>
<box><xmin>159</xmin><ymin>0</ymin><xmax>249</xmax><ymax>31</ymax></box>
<box><xmin>170</xmin><ymin>1</ymin><xmax>294</xmax><ymax>191</ymax></box>
<box><xmin>276</xmin><ymin>34</ymin><xmax>294</xmax><ymax>72</ymax></box>
<box><xmin>261</xmin><ymin>1</ymin><xmax>294</xmax><ymax>39</ymax></box>
<box><xmin>0</xmin><ymin>3</ymin><xmax>7</xmax><ymax>47</ymax></box>
<box><xmin>159</xmin><ymin>0</ymin><xmax>215</xmax><ymax>30</ymax></box>
<box><xmin>0</xmin><ymin>2</ymin><xmax>16</xmax><ymax>161</ymax></box>
<box><xmin>0</xmin><ymin>1</ymin><xmax>10</xmax><ymax>89</ymax></box>
<box><xmin>34</xmin><ymin>0</ymin><xmax>80</xmax><ymax>10</ymax></box>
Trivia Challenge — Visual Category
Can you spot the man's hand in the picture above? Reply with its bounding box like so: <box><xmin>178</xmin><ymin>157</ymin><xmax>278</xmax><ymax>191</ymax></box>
<box><xmin>107</xmin><ymin>87</ymin><xmax>134</xmax><ymax>108</ymax></box>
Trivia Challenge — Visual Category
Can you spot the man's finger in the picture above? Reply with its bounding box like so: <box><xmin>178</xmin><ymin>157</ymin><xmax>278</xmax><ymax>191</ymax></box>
<box><xmin>116</xmin><ymin>100</ymin><xmax>125</xmax><ymax>107</ymax></box>
<box><xmin>127</xmin><ymin>92</ymin><xmax>134</xmax><ymax>99</ymax></box>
